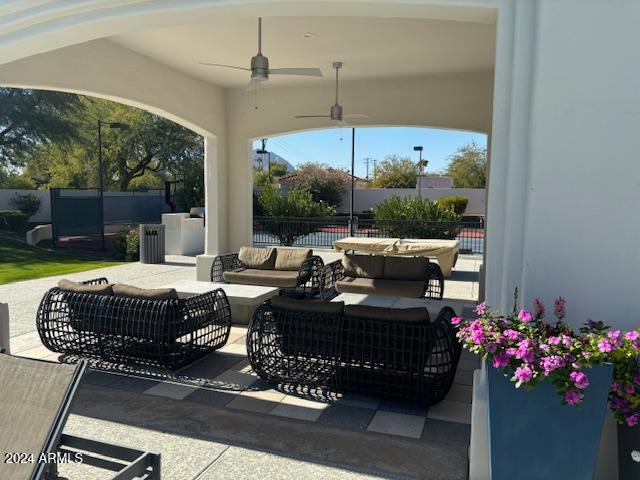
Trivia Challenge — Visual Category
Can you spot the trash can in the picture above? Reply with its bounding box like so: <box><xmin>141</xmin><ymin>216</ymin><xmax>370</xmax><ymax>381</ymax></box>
<box><xmin>139</xmin><ymin>224</ymin><xmax>165</xmax><ymax>264</ymax></box>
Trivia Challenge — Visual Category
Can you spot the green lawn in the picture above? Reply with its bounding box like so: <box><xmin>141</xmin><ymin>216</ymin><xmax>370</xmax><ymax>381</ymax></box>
<box><xmin>0</xmin><ymin>238</ymin><xmax>121</xmax><ymax>285</ymax></box>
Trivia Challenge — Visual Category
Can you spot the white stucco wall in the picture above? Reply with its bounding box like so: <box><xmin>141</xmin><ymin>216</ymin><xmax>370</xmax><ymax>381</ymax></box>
<box><xmin>0</xmin><ymin>189</ymin><xmax>50</xmax><ymax>222</ymax></box>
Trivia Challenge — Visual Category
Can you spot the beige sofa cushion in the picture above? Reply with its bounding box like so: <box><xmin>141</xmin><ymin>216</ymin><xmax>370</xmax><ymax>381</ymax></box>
<box><xmin>223</xmin><ymin>269</ymin><xmax>299</xmax><ymax>288</ymax></box>
<box><xmin>275</xmin><ymin>248</ymin><xmax>312</xmax><ymax>271</ymax></box>
<box><xmin>341</xmin><ymin>254</ymin><xmax>385</xmax><ymax>279</ymax></box>
<box><xmin>344</xmin><ymin>304</ymin><xmax>430</xmax><ymax>323</ymax></box>
<box><xmin>112</xmin><ymin>284</ymin><xmax>179</xmax><ymax>300</ymax></box>
<box><xmin>58</xmin><ymin>279</ymin><xmax>113</xmax><ymax>296</ymax></box>
<box><xmin>335</xmin><ymin>277</ymin><xmax>426</xmax><ymax>298</ymax></box>
<box><xmin>271</xmin><ymin>296</ymin><xmax>344</xmax><ymax>315</ymax></box>
<box><xmin>384</xmin><ymin>256</ymin><xmax>429</xmax><ymax>281</ymax></box>
<box><xmin>238</xmin><ymin>247</ymin><xmax>276</xmax><ymax>270</ymax></box>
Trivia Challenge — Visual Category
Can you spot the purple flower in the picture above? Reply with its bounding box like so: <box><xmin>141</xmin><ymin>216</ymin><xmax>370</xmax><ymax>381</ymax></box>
<box><xmin>475</xmin><ymin>302</ymin><xmax>487</xmax><ymax>315</ymax></box>
<box><xmin>451</xmin><ymin>316</ymin><xmax>463</xmax><ymax>326</ymax></box>
<box><xmin>518</xmin><ymin>310</ymin><xmax>533</xmax><ymax>323</ymax></box>
<box><xmin>471</xmin><ymin>330</ymin><xmax>485</xmax><ymax>345</ymax></box>
<box><xmin>554</xmin><ymin>296</ymin><xmax>566</xmax><ymax>320</ymax></box>
<box><xmin>533</xmin><ymin>298</ymin><xmax>545</xmax><ymax>319</ymax></box>
<box><xmin>625</xmin><ymin>331</ymin><xmax>639</xmax><ymax>342</ymax></box>
<box><xmin>598</xmin><ymin>339</ymin><xmax>614</xmax><ymax>353</ymax></box>
<box><xmin>611</xmin><ymin>381</ymin><xmax>622</xmax><ymax>394</ymax></box>
<box><xmin>565</xmin><ymin>390</ymin><xmax>583</xmax><ymax>406</ymax></box>
<box><xmin>633</xmin><ymin>374</ymin><xmax>640</xmax><ymax>385</ymax></box>
<box><xmin>492</xmin><ymin>353</ymin><xmax>509</xmax><ymax>368</ymax></box>
<box><xmin>504</xmin><ymin>329</ymin><xmax>520</xmax><ymax>342</ymax></box>
<box><xmin>569</xmin><ymin>371</ymin><xmax>590</xmax><ymax>389</ymax></box>
<box><xmin>540</xmin><ymin>355</ymin><xmax>565</xmax><ymax>376</ymax></box>
<box><xmin>625</xmin><ymin>384</ymin><xmax>635</xmax><ymax>395</ymax></box>
<box><xmin>585</xmin><ymin>319</ymin><xmax>599</xmax><ymax>329</ymax></box>
<box><xmin>548</xmin><ymin>336</ymin><xmax>561</xmax><ymax>345</ymax></box>
<box><xmin>626</xmin><ymin>414</ymin><xmax>639</xmax><ymax>427</ymax></box>
<box><xmin>506</xmin><ymin>347</ymin><xmax>518</xmax><ymax>357</ymax></box>
<box><xmin>486</xmin><ymin>343</ymin><xmax>498</xmax><ymax>353</ymax></box>
<box><xmin>515</xmin><ymin>365</ymin><xmax>533</xmax><ymax>383</ymax></box>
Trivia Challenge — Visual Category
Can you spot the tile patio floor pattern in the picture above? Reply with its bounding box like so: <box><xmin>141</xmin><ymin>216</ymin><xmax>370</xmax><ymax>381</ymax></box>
<box><xmin>68</xmin><ymin>326</ymin><xmax>477</xmax><ymax>442</ymax></box>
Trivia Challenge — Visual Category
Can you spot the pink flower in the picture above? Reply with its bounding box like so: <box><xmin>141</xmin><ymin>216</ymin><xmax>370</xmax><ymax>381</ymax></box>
<box><xmin>607</xmin><ymin>330</ymin><xmax>622</xmax><ymax>347</ymax></box>
<box><xmin>471</xmin><ymin>330</ymin><xmax>485</xmax><ymax>345</ymax></box>
<box><xmin>475</xmin><ymin>302</ymin><xmax>487</xmax><ymax>315</ymax></box>
<box><xmin>486</xmin><ymin>343</ymin><xmax>498</xmax><ymax>354</ymax></box>
<box><xmin>626</xmin><ymin>414</ymin><xmax>639</xmax><ymax>427</ymax></box>
<box><xmin>518</xmin><ymin>310</ymin><xmax>533</xmax><ymax>323</ymax></box>
<box><xmin>598</xmin><ymin>339</ymin><xmax>614</xmax><ymax>353</ymax></box>
<box><xmin>515</xmin><ymin>365</ymin><xmax>533</xmax><ymax>383</ymax></box>
<box><xmin>625</xmin><ymin>331</ymin><xmax>639</xmax><ymax>342</ymax></box>
<box><xmin>569</xmin><ymin>371</ymin><xmax>590</xmax><ymax>389</ymax></box>
<box><xmin>533</xmin><ymin>298</ymin><xmax>545</xmax><ymax>319</ymax></box>
<box><xmin>540</xmin><ymin>355</ymin><xmax>565</xmax><ymax>376</ymax></box>
<box><xmin>504</xmin><ymin>329</ymin><xmax>520</xmax><ymax>342</ymax></box>
<box><xmin>506</xmin><ymin>347</ymin><xmax>518</xmax><ymax>357</ymax></box>
<box><xmin>565</xmin><ymin>390</ymin><xmax>583</xmax><ymax>406</ymax></box>
<box><xmin>554</xmin><ymin>296</ymin><xmax>566</xmax><ymax>320</ymax></box>
<box><xmin>539</xmin><ymin>343</ymin><xmax>550</xmax><ymax>352</ymax></box>
<box><xmin>548</xmin><ymin>336</ymin><xmax>561</xmax><ymax>345</ymax></box>
<box><xmin>451</xmin><ymin>316</ymin><xmax>463</xmax><ymax>326</ymax></box>
<box><xmin>492</xmin><ymin>353</ymin><xmax>509</xmax><ymax>368</ymax></box>
<box><xmin>561</xmin><ymin>335</ymin><xmax>572</xmax><ymax>347</ymax></box>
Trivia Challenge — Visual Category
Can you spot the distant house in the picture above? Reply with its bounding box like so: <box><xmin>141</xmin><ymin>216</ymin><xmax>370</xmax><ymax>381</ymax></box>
<box><xmin>279</xmin><ymin>169</ymin><xmax>368</xmax><ymax>192</ymax></box>
<box><xmin>416</xmin><ymin>175</ymin><xmax>454</xmax><ymax>189</ymax></box>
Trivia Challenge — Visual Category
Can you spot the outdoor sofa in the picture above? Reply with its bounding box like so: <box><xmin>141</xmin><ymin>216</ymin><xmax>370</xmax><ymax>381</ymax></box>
<box><xmin>0</xmin><ymin>354</ymin><xmax>160</xmax><ymax>479</ymax></box>
<box><xmin>334</xmin><ymin>253</ymin><xmax>445</xmax><ymax>299</ymax></box>
<box><xmin>211</xmin><ymin>246</ymin><xmax>343</xmax><ymax>299</ymax></box>
<box><xmin>247</xmin><ymin>296</ymin><xmax>461</xmax><ymax>405</ymax></box>
<box><xmin>37</xmin><ymin>278</ymin><xmax>231</xmax><ymax>369</ymax></box>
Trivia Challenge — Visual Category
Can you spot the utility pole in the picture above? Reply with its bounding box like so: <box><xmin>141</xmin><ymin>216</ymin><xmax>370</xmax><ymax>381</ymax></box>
<box><xmin>414</xmin><ymin>145</ymin><xmax>424</xmax><ymax>198</ymax></box>
<box><xmin>372</xmin><ymin>159</ymin><xmax>377</xmax><ymax>180</ymax></box>
<box><xmin>350</xmin><ymin>128</ymin><xmax>356</xmax><ymax>236</ymax></box>
<box><xmin>363</xmin><ymin>157</ymin><xmax>373</xmax><ymax>181</ymax></box>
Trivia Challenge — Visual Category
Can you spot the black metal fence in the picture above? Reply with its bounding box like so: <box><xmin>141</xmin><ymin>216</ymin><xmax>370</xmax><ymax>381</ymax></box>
<box><xmin>51</xmin><ymin>188</ymin><xmax>168</xmax><ymax>250</ymax></box>
<box><xmin>253</xmin><ymin>216</ymin><xmax>484</xmax><ymax>254</ymax></box>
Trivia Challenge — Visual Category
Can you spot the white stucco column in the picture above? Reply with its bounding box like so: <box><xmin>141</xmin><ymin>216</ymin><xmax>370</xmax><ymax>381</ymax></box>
<box><xmin>196</xmin><ymin>136</ymin><xmax>229</xmax><ymax>280</ymax></box>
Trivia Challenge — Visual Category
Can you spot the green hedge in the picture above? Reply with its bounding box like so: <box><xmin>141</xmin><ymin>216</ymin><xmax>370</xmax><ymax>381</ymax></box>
<box><xmin>436</xmin><ymin>195</ymin><xmax>469</xmax><ymax>216</ymax></box>
<box><xmin>112</xmin><ymin>228</ymin><xmax>139</xmax><ymax>261</ymax></box>
<box><xmin>0</xmin><ymin>210</ymin><xmax>29</xmax><ymax>232</ymax></box>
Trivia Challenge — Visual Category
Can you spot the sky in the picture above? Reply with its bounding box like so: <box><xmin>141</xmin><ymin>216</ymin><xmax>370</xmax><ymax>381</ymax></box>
<box><xmin>252</xmin><ymin>126</ymin><xmax>487</xmax><ymax>179</ymax></box>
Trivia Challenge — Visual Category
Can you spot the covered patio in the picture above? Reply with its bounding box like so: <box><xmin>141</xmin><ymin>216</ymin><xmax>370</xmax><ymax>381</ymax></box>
<box><xmin>1</xmin><ymin>1</ymin><xmax>638</xmax><ymax>479</ymax></box>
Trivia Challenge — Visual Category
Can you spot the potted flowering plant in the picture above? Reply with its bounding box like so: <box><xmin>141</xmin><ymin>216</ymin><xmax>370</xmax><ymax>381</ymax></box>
<box><xmin>452</xmin><ymin>292</ymin><xmax>640</xmax><ymax>480</ymax></box>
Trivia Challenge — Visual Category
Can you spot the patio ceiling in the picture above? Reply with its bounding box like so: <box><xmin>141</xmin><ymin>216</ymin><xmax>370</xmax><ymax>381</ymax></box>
<box><xmin>109</xmin><ymin>16</ymin><xmax>496</xmax><ymax>89</ymax></box>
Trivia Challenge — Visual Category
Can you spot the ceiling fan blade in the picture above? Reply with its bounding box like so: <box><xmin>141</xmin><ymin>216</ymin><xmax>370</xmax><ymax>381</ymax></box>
<box><xmin>343</xmin><ymin>113</ymin><xmax>369</xmax><ymax>119</ymax></box>
<box><xmin>295</xmin><ymin>114</ymin><xmax>330</xmax><ymax>119</ymax></box>
<box><xmin>199</xmin><ymin>62</ymin><xmax>251</xmax><ymax>71</ymax></box>
<box><xmin>269</xmin><ymin>68</ymin><xmax>323</xmax><ymax>77</ymax></box>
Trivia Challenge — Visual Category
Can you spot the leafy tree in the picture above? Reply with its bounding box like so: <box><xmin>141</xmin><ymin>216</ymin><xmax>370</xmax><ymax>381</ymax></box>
<box><xmin>9</xmin><ymin>193</ymin><xmax>42</xmax><ymax>218</ymax></box>
<box><xmin>373</xmin><ymin>195</ymin><xmax>461</xmax><ymax>239</ymax></box>
<box><xmin>269</xmin><ymin>162</ymin><xmax>288</xmax><ymax>178</ymax></box>
<box><xmin>289</xmin><ymin>162</ymin><xmax>348</xmax><ymax>207</ymax></box>
<box><xmin>0</xmin><ymin>88</ymin><xmax>80</xmax><ymax>167</ymax></box>
<box><xmin>370</xmin><ymin>155</ymin><xmax>418</xmax><ymax>188</ymax></box>
<box><xmin>444</xmin><ymin>142</ymin><xmax>487</xmax><ymax>188</ymax></box>
<box><xmin>256</xmin><ymin>185</ymin><xmax>335</xmax><ymax>245</ymax></box>
<box><xmin>174</xmin><ymin>157</ymin><xmax>205</xmax><ymax>211</ymax></box>
<box><xmin>23</xmin><ymin>96</ymin><xmax>203</xmax><ymax>192</ymax></box>
<box><xmin>0</xmin><ymin>173</ymin><xmax>36</xmax><ymax>189</ymax></box>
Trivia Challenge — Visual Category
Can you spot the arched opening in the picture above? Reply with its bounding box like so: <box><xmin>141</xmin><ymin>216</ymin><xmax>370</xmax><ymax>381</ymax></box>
<box><xmin>0</xmin><ymin>87</ymin><xmax>208</xmax><ymax>253</ymax></box>
<box><xmin>250</xmin><ymin>125</ymin><xmax>487</xmax><ymax>302</ymax></box>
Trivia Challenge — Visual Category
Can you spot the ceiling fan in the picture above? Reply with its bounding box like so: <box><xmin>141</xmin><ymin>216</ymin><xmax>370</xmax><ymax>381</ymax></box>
<box><xmin>295</xmin><ymin>61</ymin><xmax>368</xmax><ymax>125</ymax></box>
<box><xmin>199</xmin><ymin>17</ymin><xmax>323</xmax><ymax>91</ymax></box>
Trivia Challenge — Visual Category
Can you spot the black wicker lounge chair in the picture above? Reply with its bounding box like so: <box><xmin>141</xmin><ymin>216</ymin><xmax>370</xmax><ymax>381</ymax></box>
<box><xmin>247</xmin><ymin>297</ymin><xmax>461</xmax><ymax>405</ymax></box>
<box><xmin>37</xmin><ymin>278</ymin><xmax>231</xmax><ymax>369</ymax></box>
<box><xmin>211</xmin><ymin>247</ymin><xmax>342</xmax><ymax>299</ymax></box>
<box><xmin>0</xmin><ymin>354</ymin><xmax>160</xmax><ymax>479</ymax></box>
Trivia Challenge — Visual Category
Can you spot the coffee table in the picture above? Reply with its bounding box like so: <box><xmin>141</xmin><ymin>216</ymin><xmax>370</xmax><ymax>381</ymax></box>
<box><xmin>159</xmin><ymin>280</ymin><xmax>279</xmax><ymax>325</ymax></box>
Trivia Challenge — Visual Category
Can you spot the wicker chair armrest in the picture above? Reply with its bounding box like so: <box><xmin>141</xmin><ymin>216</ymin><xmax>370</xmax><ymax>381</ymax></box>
<box><xmin>79</xmin><ymin>277</ymin><xmax>109</xmax><ymax>285</ymax></box>
<box><xmin>425</xmin><ymin>262</ymin><xmax>445</xmax><ymax>300</ymax></box>
<box><xmin>297</xmin><ymin>255</ymin><xmax>324</xmax><ymax>282</ymax></box>
<box><xmin>318</xmin><ymin>260</ymin><xmax>344</xmax><ymax>300</ymax></box>
<box><xmin>210</xmin><ymin>252</ymin><xmax>241</xmax><ymax>282</ymax></box>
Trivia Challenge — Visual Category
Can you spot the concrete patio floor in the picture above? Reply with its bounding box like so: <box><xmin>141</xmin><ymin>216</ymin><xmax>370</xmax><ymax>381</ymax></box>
<box><xmin>2</xmin><ymin>252</ymin><xmax>480</xmax><ymax>479</ymax></box>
